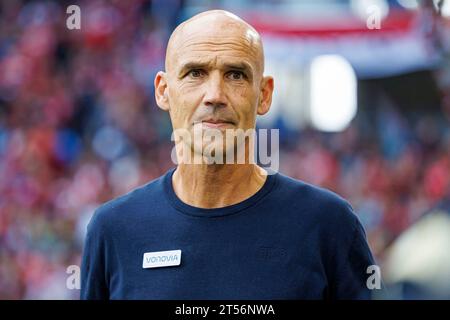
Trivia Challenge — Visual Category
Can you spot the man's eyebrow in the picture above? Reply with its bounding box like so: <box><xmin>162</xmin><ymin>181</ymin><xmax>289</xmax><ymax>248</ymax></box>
<box><xmin>178</xmin><ymin>62</ymin><xmax>209</xmax><ymax>76</ymax></box>
<box><xmin>223</xmin><ymin>62</ymin><xmax>253</xmax><ymax>74</ymax></box>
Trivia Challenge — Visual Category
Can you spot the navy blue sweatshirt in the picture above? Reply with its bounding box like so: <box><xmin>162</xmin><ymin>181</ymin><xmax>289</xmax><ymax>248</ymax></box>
<box><xmin>81</xmin><ymin>167</ymin><xmax>376</xmax><ymax>300</ymax></box>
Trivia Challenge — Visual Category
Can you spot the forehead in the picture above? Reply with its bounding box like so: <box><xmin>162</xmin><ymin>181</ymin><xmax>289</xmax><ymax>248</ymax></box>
<box><xmin>167</xmin><ymin>19</ymin><xmax>262</xmax><ymax>73</ymax></box>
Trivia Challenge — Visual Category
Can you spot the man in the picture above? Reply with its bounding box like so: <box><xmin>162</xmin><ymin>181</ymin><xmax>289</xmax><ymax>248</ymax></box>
<box><xmin>81</xmin><ymin>10</ymin><xmax>377</xmax><ymax>300</ymax></box>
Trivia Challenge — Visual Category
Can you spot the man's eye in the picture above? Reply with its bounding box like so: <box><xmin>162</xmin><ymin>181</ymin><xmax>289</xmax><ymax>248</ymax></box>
<box><xmin>188</xmin><ymin>70</ymin><xmax>204</xmax><ymax>78</ymax></box>
<box><xmin>227</xmin><ymin>71</ymin><xmax>245</xmax><ymax>80</ymax></box>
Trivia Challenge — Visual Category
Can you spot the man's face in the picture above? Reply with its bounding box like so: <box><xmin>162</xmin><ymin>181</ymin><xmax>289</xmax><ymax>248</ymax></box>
<box><xmin>155</xmin><ymin>12</ymin><xmax>273</xmax><ymax>162</ymax></box>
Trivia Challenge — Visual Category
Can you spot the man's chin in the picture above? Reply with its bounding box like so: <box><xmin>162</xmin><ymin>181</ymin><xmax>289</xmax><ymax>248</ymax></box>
<box><xmin>192</xmin><ymin>143</ymin><xmax>249</xmax><ymax>165</ymax></box>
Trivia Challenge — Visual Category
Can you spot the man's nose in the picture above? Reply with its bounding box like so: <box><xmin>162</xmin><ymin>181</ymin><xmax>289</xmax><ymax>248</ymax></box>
<box><xmin>203</xmin><ymin>72</ymin><xmax>227</xmax><ymax>108</ymax></box>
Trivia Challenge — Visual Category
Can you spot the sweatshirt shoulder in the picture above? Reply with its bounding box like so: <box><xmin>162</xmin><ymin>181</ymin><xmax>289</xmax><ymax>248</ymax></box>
<box><xmin>275</xmin><ymin>172</ymin><xmax>359</xmax><ymax>225</ymax></box>
<box><xmin>276</xmin><ymin>172</ymin><xmax>350</xmax><ymax>206</ymax></box>
<box><xmin>87</xmin><ymin>173</ymin><xmax>166</xmax><ymax>233</ymax></box>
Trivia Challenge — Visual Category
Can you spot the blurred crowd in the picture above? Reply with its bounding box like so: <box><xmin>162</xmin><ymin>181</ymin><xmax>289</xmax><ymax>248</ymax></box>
<box><xmin>0</xmin><ymin>0</ymin><xmax>449</xmax><ymax>299</ymax></box>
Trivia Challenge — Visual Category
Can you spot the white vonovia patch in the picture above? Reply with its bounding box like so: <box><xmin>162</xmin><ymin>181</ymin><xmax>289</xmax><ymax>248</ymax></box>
<box><xmin>142</xmin><ymin>250</ymin><xmax>182</xmax><ymax>269</ymax></box>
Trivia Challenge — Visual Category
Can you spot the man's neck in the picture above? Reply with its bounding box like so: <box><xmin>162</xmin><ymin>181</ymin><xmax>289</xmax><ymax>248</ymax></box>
<box><xmin>172</xmin><ymin>163</ymin><xmax>267</xmax><ymax>209</ymax></box>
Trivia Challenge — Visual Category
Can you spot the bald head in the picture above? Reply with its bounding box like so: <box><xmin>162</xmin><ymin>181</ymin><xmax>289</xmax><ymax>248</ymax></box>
<box><xmin>165</xmin><ymin>10</ymin><xmax>265</xmax><ymax>75</ymax></box>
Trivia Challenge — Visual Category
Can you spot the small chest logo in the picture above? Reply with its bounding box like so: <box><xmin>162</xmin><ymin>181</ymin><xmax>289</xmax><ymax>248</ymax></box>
<box><xmin>258</xmin><ymin>246</ymin><xmax>287</xmax><ymax>260</ymax></box>
<box><xmin>142</xmin><ymin>250</ymin><xmax>182</xmax><ymax>269</ymax></box>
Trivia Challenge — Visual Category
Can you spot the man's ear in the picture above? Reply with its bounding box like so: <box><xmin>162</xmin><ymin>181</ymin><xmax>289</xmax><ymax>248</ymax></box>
<box><xmin>154</xmin><ymin>71</ymin><xmax>170</xmax><ymax>111</ymax></box>
<box><xmin>257</xmin><ymin>76</ymin><xmax>274</xmax><ymax>116</ymax></box>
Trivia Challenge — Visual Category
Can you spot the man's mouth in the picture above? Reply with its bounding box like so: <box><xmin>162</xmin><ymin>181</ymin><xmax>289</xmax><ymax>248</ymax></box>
<box><xmin>199</xmin><ymin>119</ymin><xmax>235</xmax><ymax>129</ymax></box>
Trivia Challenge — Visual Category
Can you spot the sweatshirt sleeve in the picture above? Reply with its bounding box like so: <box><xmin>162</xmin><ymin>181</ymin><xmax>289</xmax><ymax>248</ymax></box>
<box><xmin>80</xmin><ymin>210</ymin><xmax>109</xmax><ymax>300</ymax></box>
<box><xmin>330</xmin><ymin>214</ymin><xmax>379</xmax><ymax>300</ymax></box>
